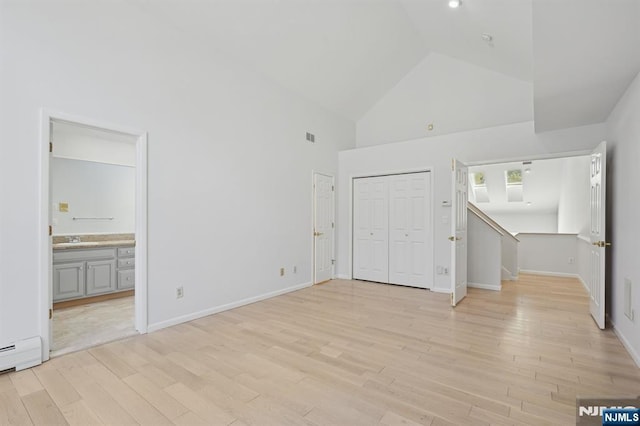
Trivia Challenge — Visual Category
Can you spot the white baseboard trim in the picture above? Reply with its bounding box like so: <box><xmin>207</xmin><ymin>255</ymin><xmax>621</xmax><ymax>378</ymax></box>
<box><xmin>147</xmin><ymin>281</ymin><xmax>312</xmax><ymax>333</ymax></box>
<box><xmin>335</xmin><ymin>274</ymin><xmax>351</xmax><ymax>280</ymax></box>
<box><xmin>611</xmin><ymin>320</ymin><xmax>640</xmax><ymax>369</ymax></box>
<box><xmin>430</xmin><ymin>287</ymin><xmax>451</xmax><ymax>294</ymax></box>
<box><xmin>519</xmin><ymin>269</ymin><xmax>580</xmax><ymax>279</ymax></box>
<box><xmin>468</xmin><ymin>282</ymin><xmax>502</xmax><ymax>291</ymax></box>
<box><xmin>578</xmin><ymin>274</ymin><xmax>589</xmax><ymax>292</ymax></box>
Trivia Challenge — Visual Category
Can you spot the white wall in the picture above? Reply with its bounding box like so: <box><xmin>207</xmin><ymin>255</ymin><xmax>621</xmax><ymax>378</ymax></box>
<box><xmin>51</xmin><ymin>158</ymin><xmax>135</xmax><ymax>235</ymax></box>
<box><xmin>557</xmin><ymin>155</ymin><xmax>591</xmax><ymax>235</ymax></box>
<box><xmin>52</xmin><ymin>122</ymin><xmax>137</xmax><ymax>167</ymax></box>
<box><xmin>576</xmin><ymin>236</ymin><xmax>591</xmax><ymax>292</ymax></box>
<box><xmin>338</xmin><ymin>121</ymin><xmax>606</xmax><ymax>292</ymax></box>
<box><xmin>502</xmin><ymin>235</ymin><xmax>519</xmax><ymax>280</ymax></box>
<box><xmin>356</xmin><ymin>53</ymin><xmax>533</xmax><ymax>147</ymax></box>
<box><xmin>606</xmin><ymin>70</ymin><xmax>640</xmax><ymax>366</ymax></box>
<box><xmin>468</xmin><ymin>211</ymin><xmax>502</xmax><ymax>290</ymax></box>
<box><xmin>517</xmin><ymin>233</ymin><xmax>577</xmax><ymax>276</ymax></box>
<box><xmin>487</xmin><ymin>212</ymin><xmax>557</xmax><ymax>234</ymax></box>
<box><xmin>0</xmin><ymin>2</ymin><xmax>354</xmax><ymax>347</ymax></box>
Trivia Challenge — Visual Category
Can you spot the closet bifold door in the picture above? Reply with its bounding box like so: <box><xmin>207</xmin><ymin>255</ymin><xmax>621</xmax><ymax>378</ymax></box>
<box><xmin>353</xmin><ymin>176</ymin><xmax>389</xmax><ymax>283</ymax></box>
<box><xmin>388</xmin><ymin>172</ymin><xmax>430</xmax><ymax>288</ymax></box>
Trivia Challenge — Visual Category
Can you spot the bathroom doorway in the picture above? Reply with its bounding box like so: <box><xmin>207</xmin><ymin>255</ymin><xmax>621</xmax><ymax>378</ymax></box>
<box><xmin>40</xmin><ymin>111</ymin><xmax>148</xmax><ymax>359</ymax></box>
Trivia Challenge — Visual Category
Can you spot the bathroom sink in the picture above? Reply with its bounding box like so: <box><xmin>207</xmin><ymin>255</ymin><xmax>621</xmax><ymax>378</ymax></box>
<box><xmin>54</xmin><ymin>242</ymin><xmax>101</xmax><ymax>248</ymax></box>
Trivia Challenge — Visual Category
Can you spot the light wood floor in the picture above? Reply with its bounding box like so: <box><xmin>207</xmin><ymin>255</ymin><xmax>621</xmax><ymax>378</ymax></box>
<box><xmin>2</xmin><ymin>274</ymin><xmax>639</xmax><ymax>425</ymax></box>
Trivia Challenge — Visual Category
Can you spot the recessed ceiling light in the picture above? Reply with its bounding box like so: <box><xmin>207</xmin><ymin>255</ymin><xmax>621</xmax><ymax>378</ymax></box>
<box><xmin>526</xmin><ymin>201</ymin><xmax>532</xmax><ymax>206</ymax></box>
<box><xmin>448</xmin><ymin>0</ymin><xmax>461</xmax><ymax>8</ymax></box>
<box><xmin>524</xmin><ymin>168</ymin><xmax>531</xmax><ymax>174</ymax></box>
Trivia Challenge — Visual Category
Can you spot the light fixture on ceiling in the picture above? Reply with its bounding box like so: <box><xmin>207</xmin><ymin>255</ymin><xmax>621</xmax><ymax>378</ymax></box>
<box><xmin>524</xmin><ymin>168</ymin><xmax>531</xmax><ymax>174</ymax></box>
<box><xmin>448</xmin><ymin>0</ymin><xmax>461</xmax><ymax>8</ymax></box>
<box><xmin>526</xmin><ymin>201</ymin><xmax>532</xmax><ymax>206</ymax></box>
<box><xmin>481</xmin><ymin>33</ymin><xmax>493</xmax><ymax>44</ymax></box>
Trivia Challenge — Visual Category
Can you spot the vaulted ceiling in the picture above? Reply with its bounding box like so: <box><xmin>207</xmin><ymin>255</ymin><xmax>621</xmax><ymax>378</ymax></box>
<box><xmin>128</xmin><ymin>0</ymin><xmax>640</xmax><ymax>135</ymax></box>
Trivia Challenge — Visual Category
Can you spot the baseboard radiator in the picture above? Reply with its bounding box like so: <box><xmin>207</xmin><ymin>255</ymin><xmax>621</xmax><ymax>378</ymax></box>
<box><xmin>0</xmin><ymin>337</ymin><xmax>42</xmax><ymax>372</ymax></box>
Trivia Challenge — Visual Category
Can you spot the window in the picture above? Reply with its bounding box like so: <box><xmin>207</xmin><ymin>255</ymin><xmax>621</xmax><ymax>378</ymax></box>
<box><xmin>505</xmin><ymin>169</ymin><xmax>523</xmax><ymax>202</ymax></box>
<box><xmin>470</xmin><ymin>172</ymin><xmax>489</xmax><ymax>203</ymax></box>
<box><xmin>506</xmin><ymin>169</ymin><xmax>523</xmax><ymax>185</ymax></box>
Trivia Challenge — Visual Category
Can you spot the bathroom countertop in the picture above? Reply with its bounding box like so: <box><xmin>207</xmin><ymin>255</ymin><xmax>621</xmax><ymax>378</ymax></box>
<box><xmin>52</xmin><ymin>233</ymin><xmax>135</xmax><ymax>250</ymax></box>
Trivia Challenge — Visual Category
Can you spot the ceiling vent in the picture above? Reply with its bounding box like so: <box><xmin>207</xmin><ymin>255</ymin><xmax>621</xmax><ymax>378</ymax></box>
<box><xmin>306</xmin><ymin>132</ymin><xmax>315</xmax><ymax>143</ymax></box>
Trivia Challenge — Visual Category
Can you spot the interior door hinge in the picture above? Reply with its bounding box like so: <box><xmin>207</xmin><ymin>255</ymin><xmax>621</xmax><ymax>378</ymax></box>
<box><xmin>332</xmin><ymin>185</ymin><xmax>334</xmax><ymax>191</ymax></box>
<box><xmin>332</xmin><ymin>222</ymin><xmax>334</xmax><ymax>228</ymax></box>
<box><xmin>451</xmin><ymin>158</ymin><xmax>455</xmax><ymax>171</ymax></box>
<box><xmin>49</xmin><ymin>309</ymin><xmax>52</xmax><ymax>319</ymax></box>
<box><xmin>331</xmin><ymin>259</ymin><xmax>335</xmax><ymax>265</ymax></box>
<box><xmin>450</xmin><ymin>293</ymin><xmax>454</xmax><ymax>305</ymax></box>
<box><xmin>49</xmin><ymin>142</ymin><xmax>53</xmax><ymax>153</ymax></box>
<box><xmin>49</xmin><ymin>225</ymin><xmax>52</xmax><ymax>236</ymax></box>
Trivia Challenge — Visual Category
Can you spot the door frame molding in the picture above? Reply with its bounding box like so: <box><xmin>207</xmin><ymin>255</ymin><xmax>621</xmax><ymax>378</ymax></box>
<box><xmin>312</xmin><ymin>170</ymin><xmax>335</xmax><ymax>284</ymax></box>
<box><xmin>348</xmin><ymin>167</ymin><xmax>434</xmax><ymax>283</ymax></box>
<box><xmin>38</xmin><ymin>109</ymin><xmax>148</xmax><ymax>361</ymax></box>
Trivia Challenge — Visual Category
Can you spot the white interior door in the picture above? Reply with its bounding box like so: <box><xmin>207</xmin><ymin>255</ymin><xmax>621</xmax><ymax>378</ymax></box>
<box><xmin>389</xmin><ymin>172</ymin><xmax>431</xmax><ymax>288</ymax></box>
<box><xmin>589</xmin><ymin>141</ymin><xmax>607</xmax><ymax>329</ymax></box>
<box><xmin>314</xmin><ymin>173</ymin><xmax>334</xmax><ymax>284</ymax></box>
<box><xmin>451</xmin><ymin>159</ymin><xmax>468</xmax><ymax>306</ymax></box>
<box><xmin>353</xmin><ymin>176</ymin><xmax>389</xmax><ymax>283</ymax></box>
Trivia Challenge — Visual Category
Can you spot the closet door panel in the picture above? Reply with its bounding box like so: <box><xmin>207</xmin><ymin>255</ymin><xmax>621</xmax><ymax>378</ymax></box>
<box><xmin>353</xmin><ymin>177</ymin><xmax>389</xmax><ymax>283</ymax></box>
<box><xmin>389</xmin><ymin>172</ymin><xmax>431</xmax><ymax>288</ymax></box>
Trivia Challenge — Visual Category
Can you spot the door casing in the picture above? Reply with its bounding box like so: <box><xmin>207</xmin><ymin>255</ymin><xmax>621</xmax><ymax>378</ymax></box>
<box><xmin>39</xmin><ymin>109</ymin><xmax>148</xmax><ymax>361</ymax></box>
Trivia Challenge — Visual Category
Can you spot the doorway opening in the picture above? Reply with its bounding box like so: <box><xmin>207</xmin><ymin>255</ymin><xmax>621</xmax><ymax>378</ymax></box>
<box><xmin>465</xmin><ymin>145</ymin><xmax>607</xmax><ymax>328</ymax></box>
<box><xmin>39</xmin><ymin>111</ymin><xmax>148</xmax><ymax>360</ymax></box>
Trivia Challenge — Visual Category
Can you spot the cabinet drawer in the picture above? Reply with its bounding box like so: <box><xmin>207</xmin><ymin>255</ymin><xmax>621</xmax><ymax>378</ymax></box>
<box><xmin>117</xmin><ymin>247</ymin><xmax>135</xmax><ymax>257</ymax></box>
<box><xmin>118</xmin><ymin>269</ymin><xmax>135</xmax><ymax>289</ymax></box>
<box><xmin>118</xmin><ymin>257</ymin><xmax>135</xmax><ymax>268</ymax></box>
<box><xmin>53</xmin><ymin>248</ymin><xmax>116</xmax><ymax>263</ymax></box>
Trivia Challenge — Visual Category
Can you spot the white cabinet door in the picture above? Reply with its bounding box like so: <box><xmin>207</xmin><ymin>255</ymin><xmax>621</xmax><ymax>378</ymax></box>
<box><xmin>353</xmin><ymin>176</ymin><xmax>389</xmax><ymax>283</ymax></box>
<box><xmin>389</xmin><ymin>173</ymin><xmax>431</xmax><ymax>288</ymax></box>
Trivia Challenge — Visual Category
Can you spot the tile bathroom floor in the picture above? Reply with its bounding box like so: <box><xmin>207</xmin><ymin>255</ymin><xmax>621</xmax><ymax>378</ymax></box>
<box><xmin>51</xmin><ymin>296</ymin><xmax>137</xmax><ymax>356</ymax></box>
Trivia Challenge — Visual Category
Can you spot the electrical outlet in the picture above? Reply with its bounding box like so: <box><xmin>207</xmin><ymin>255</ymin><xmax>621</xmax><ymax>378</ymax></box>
<box><xmin>280</xmin><ymin>267</ymin><xmax>285</xmax><ymax>276</ymax></box>
<box><xmin>176</xmin><ymin>286</ymin><xmax>184</xmax><ymax>299</ymax></box>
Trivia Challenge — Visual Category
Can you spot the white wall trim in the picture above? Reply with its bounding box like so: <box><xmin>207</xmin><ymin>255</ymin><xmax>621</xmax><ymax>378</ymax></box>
<box><xmin>39</xmin><ymin>109</ymin><xmax>148</xmax><ymax>361</ymax></box>
<box><xmin>468</xmin><ymin>282</ymin><xmax>502</xmax><ymax>291</ymax></box>
<box><xmin>335</xmin><ymin>274</ymin><xmax>351</xmax><ymax>280</ymax></box>
<box><xmin>430</xmin><ymin>287</ymin><xmax>451</xmax><ymax>294</ymax></box>
<box><xmin>578</xmin><ymin>275</ymin><xmax>589</xmax><ymax>292</ymax></box>
<box><xmin>147</xmin><ymin>281</ymin><xmax>313</xmax><ymax>333</ymax></box>
<box><xmin>519</xmin><ymin>269</ymin><xmax>580</xmax><ymax>279</ymax></box>
<box><xmin>465</xmin><ymin>149</ymin><xmax>593</xmax><ymax>167</ymax></box>
<box><xmin>611</xmin><ymin>320</ymin><xmax>640</xmax><ymax>369</ymax></box>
